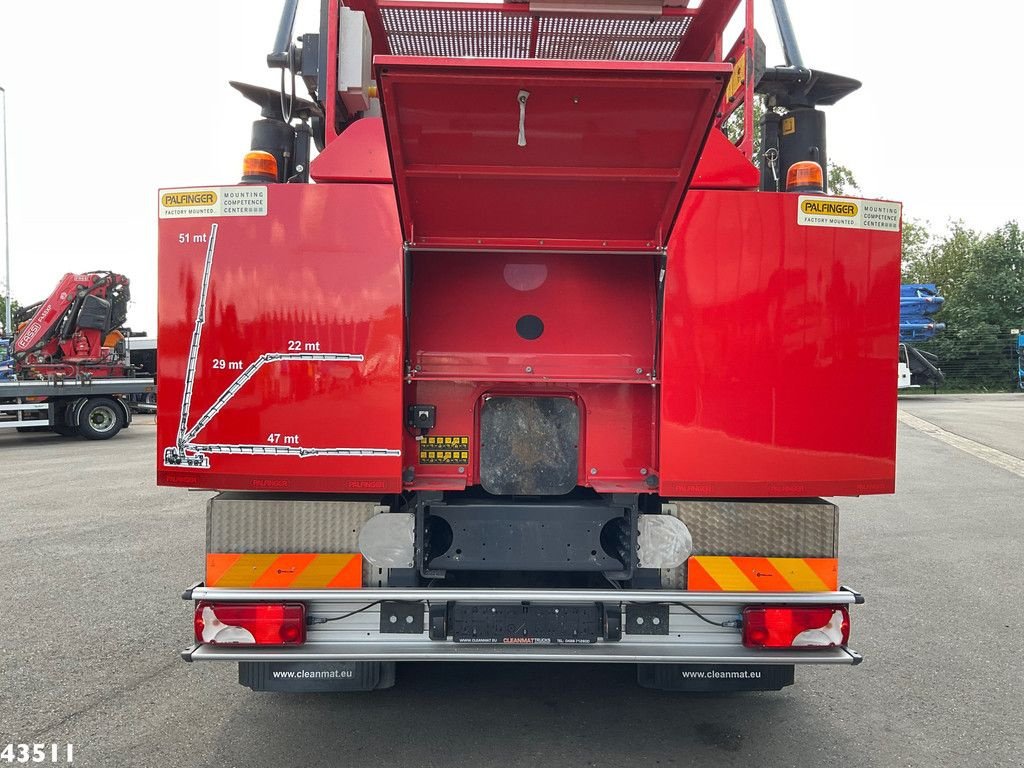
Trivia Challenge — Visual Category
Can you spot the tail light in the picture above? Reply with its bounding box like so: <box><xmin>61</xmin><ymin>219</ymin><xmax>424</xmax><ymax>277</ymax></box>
<box><xmin>742</xmin><ymin>606</ymin><xmax>849</xmax><ymax>649</ymax></box>
<box><xmin>194</xmin><ymin>602</ymin><xmax>306</xmax><ymax>646</ymax></box>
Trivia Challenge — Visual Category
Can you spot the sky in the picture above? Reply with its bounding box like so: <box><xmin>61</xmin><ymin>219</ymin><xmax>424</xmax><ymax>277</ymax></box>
<box><xmin>0</xmin><ymin>1</ymin><xmax>1022</xmax><ymax>333</ymax></box>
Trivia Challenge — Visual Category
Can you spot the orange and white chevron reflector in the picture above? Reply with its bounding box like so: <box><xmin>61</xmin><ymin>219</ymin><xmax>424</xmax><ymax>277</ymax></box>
<box><xmin>687</xmin><ymin>556</ymin><xmax>838</xmax><ymax>592</ymax></box>
<box><xmin>206</xmin><ymin>553</ymin><xmax>362</xmax><ymax>589</ymax></box>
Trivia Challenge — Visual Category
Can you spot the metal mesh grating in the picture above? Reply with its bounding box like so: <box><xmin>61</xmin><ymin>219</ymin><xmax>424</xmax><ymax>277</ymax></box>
<box><xmin>379</xmin><ymin>7</ymin><xmax>693</xmax><ymax>61</ymax></box>
<box><xmin>206</xmin><ymin>495</ymin><xmax>381</xmax><ymax>554</ymax></box>
<box><xmin>536</xmin><ymin>16</ymin><xmax>691</xmax><ymax>61</ymax></box>
<box><xmin>381</xmin><ymin>7</ymin><xmax>533</xmax><ymax>58</ymax></box>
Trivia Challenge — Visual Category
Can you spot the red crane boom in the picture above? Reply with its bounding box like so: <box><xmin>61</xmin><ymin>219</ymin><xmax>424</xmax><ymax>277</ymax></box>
<box><xmin>13</xmin><ymin>271</ymin><xmax>131</xmax><ymax>378</ymax></box>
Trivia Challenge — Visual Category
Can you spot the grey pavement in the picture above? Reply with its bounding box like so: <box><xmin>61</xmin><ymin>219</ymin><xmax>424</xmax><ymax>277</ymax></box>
<box><xmin>899</xmin><ymin>392</ymin><xmax>1024</xmax><ymax>460</ymax></box>
<box><xmin>1</xmin><ymin>404</ymin><xmax>1022</xmax><ymax>767</ymax></box>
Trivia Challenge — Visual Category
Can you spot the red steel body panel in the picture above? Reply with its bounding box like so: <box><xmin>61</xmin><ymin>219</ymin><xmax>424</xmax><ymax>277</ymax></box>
<box><xmin>658</xmin><ymin>190</ymin><xmax>901</xmax><ymax>497</ymax></box>
<box><xmin>377</xmin><ymin>56</ymin><xmax>730</xmax><ymax>250</ymax></box>
<box><xmin>404</xmin><ymin>249</ymin><xmax>659</xmax><ymax>493</ymax></box>
<box><xmin>303</xmin><ymin>119</ymin><xmax>762</xmax><ymax>193</ymax></box>
<box><xmin>408</xmin><ymin>251</ymin><xmax>657</xmax><ymax>381</ymax></box>
<box><xmin>691</xmin><ymin>128</ymin><xmax>760</xmax><ymax>190</ymax></box>
<box><xmin>310</xmin><ymin>117</ymin><xmax>392</xmax><ymax>183</ymax></box>
<box><xmin>156</xmin><ymin>184</ymin><xmax>404</xmax><ymax>493</ymax></box>
<box><xmin>156</xmin><ymin>181</ymin><xmax>899</xmax><ymax>498</ymax></box>
<box><xmin>404</xmin><ymin>381</ymin><xmax>656</xmax><ymax>494</ymax></box>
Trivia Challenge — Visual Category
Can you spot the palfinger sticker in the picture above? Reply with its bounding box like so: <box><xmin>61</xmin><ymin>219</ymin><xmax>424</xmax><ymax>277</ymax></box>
<box><xmin>797</xmin><ymin>196</ymin><xmax>901</xmax><ymax>232</ymax></box>
<box><xmin>159</xmin><ymin>186</ymin><xmax>268</xmax><ymax>218</ymax></box>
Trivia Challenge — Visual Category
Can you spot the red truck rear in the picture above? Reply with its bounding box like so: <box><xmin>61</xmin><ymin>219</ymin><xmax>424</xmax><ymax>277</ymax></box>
<box><xmin>160</xmin><ymin>0</ymin><xmax>901</xmax><ymax>692</ymax></box>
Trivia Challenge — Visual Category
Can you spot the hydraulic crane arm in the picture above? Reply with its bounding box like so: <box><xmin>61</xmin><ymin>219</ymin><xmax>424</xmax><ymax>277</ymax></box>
<box><xmin>12</xmin><ymin>271</ymin><xmax>130</xmax><ymax>358</ymax></box>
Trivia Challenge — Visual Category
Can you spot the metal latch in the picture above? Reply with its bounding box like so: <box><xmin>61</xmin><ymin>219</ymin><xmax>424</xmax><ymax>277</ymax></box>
<box><xmin>764</xmin><ymin>147</ymin><xmax>780</xmax><ymax>190</ymax></box>
<box><xmin>517</xmin><ymin>90</ymin><xmax>530</xmax><ymax>147</ymax></box>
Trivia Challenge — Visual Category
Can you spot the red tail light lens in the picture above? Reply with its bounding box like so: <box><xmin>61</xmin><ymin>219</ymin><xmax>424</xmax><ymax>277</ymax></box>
<box><xmin>194</xmin><ymin>602</ymin><xmax>306</xmax><ymax>646</ymax></box>
<box><xmin>742</xmin><ymin>606</ymin><xmax>849</xmax><ymax>649</ymax></box>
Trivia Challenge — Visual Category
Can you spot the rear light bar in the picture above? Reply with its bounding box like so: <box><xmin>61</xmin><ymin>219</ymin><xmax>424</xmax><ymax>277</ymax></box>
<box><xmin>742</xmin><ymin>606</ymin><xmax>849</xmax><ymax>649</ymax></box>
<box><xmin>194</xmin><ymin>601</ymin><xmax>306</xmax><ymax>646</ymax></box>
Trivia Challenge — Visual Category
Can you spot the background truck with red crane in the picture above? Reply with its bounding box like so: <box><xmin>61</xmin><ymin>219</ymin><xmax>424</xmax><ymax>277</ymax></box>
<box><xmin>0</xmin><ymin>271</ymin><xmax>155</xmax><ymax>438</ymax></box>
<box><xmin>163</xmin><ymin>0</ymin><xmax>901</xmax><ymax>693</ymax></box>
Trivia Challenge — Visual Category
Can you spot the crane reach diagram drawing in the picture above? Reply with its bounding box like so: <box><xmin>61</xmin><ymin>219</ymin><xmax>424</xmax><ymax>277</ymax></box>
<box><xmin>163</xmin><ymin>222</ymin><xmax>402</xmax><ymax>469</ymax></box>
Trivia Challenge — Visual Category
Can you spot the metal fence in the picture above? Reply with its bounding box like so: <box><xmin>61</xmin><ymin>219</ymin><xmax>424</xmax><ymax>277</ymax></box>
<box><xmin>911</xmin><ymin>330</ymin><xmax>1023</xmax><ymax>392</ymax></box>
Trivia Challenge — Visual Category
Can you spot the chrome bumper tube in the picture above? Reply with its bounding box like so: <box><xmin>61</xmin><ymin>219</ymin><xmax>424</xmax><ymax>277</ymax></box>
<box><xmin>185</xmin><ymin>642</ymin><xmax>861</xmax><ymax>664</ymax></box>
<box><xmin>186</xmin><ymin>586</ymin><xmax>862</xmax><ymax>605</ymax></box>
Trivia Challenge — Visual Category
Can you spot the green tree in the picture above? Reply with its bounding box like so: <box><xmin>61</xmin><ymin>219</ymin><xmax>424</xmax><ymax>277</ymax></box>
<box><xmin>722</xmin><ymin>94</ymin><xmax>765</xmax><ymax>157</ymax></box>
<box><xmin>827</xmin><ymin>164</ymin><xmax>858</xmax><ymax>195</ymax></box>
<box><xmin>902</xmin><ymin>220</ymin><xmax>1024</xmax><ymax>389</ymax></box>
<box><xmin>900</xmin><ymin>218</ymin><xmax>933</xmax><ymax>280</ymax></box>
<box><xmin>0</xmin><ymin>295</ymin><xmax>20</xmax><ymax>337</ymax></box>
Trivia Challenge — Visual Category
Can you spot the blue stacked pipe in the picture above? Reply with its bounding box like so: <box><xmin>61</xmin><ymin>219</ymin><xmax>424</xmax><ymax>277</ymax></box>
<box><xmin>900</xmin><ymin>284</ymin><xmax>946</xmax><ymax>342</ymax></box>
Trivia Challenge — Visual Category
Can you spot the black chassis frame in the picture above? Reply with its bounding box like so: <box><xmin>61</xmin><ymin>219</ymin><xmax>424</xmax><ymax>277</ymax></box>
<box><xmin>409</xmin><ymin>492</ymin><xmax>643</xmax><ymax>581</ymax></box>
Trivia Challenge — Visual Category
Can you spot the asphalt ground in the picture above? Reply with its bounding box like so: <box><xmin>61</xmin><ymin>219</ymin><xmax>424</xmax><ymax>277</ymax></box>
<box><xmin>1</xmin><ymin>398</ymin><xmax>1022</xmax><ymax>767</ymax></box>
<box><xmin>899</xmin><ymin>392</ymin><xmax>1024</xmax><ymax>460</ymax></box>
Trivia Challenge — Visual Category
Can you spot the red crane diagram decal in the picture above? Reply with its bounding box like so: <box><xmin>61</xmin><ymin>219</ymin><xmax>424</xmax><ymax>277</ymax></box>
<box><xmin>163</xmin><ymin>223</ymin><xmax>402</xmax><ymax>469</ymax></box>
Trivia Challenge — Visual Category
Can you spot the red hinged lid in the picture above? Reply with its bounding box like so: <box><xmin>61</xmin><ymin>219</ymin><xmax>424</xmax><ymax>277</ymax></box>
<box><xmin>377</xmin><ymin>56</ymin><xmax>730</xmax><ymax>251</ymax></box>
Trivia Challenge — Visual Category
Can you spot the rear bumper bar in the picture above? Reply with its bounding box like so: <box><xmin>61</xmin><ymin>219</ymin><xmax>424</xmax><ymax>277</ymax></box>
<box><xmin>185</xmin><ymin>585</ymin><xmax>863</xmax><ymax>605</ymax></box>
<box><xmin>184</xmin><ymin>642</ymin><xmax>861</xmax><ymax>665</ymax></box>
<box><xmin>183</xmin><ymin>585</ymin><xmax>863</xmax><ymax>665</ymax></box>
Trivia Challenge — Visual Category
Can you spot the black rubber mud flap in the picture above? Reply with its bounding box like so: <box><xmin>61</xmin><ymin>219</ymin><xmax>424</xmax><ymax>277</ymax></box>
<box><xmin>637</xmin><ymin>664</ymin><xmax>794</xmax><ymax>692</ymax></box>
<box><xmin>238</xmin><ymin>662</ymin><xmax>396</xmax><ymax>692</ymax></box>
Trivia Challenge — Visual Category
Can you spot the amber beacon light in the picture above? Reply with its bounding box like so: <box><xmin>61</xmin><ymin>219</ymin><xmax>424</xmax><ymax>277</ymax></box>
<box><xmin>241</xmin><ymin>150</ymin><xmax>278</xmax><ymax>184</ymax></box>
<box><xmin>786</xmin><ymin>160</ymin><xmax>824</xmax><ymax>194</ymax></box>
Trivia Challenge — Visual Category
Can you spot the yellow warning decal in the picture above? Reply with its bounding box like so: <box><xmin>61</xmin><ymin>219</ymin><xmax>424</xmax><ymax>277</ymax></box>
<box><xmin>687</xmin><ymin>556</ymin><xmax>838</xmax><ymax>592</ymax></box>
<box><xmin>725</xmin><ymin>51</ymin><xmax>747</xmax><ymax>102</ymax></box>
<box><xmin>419</xmin><ymin>435</ymin><xmax>469</xmax><ymax>465</ymax></box>
<box><xmin>782</xmin><ymin>116</ymin><xmax>796</xmax><ymax>136</ymax></box>
<box><xmin>206</xmin><ymin>553</ymin><xmax>362</xmax><ymax>588</ymax></box>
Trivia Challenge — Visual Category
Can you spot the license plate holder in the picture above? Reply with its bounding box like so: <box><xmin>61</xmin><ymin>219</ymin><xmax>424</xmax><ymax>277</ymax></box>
<box><xmin>450</xmin><ymin>603</ymin><xmax>602</xmax><ymax>645</ymax></box>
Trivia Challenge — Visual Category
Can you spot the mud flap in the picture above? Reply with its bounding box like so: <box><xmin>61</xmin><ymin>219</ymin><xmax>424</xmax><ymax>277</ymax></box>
<box><xmin>637</xmin><ymin>664</ymin><xmax>794</xmax><ymax>692</ymax></box>
<box><xmin>238</xmin><ymin>661</ymin><xmax>396</xmax><ymax>692</ymax></box>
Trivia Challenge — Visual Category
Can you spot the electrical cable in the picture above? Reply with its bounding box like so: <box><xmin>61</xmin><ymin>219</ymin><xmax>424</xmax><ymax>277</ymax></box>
<box><xmin>664</xmin><ymin>601</ymin><xmax>743</xmax><ymax>629</ymax></box>
<box><xmin>307</xmin><ymin>595</ymin><xmax>739</xmax><ymax>630</ymax></box>
<box><xmin>307</xmin><ymin>600</ymin><xmax>383</xmax><ymax>625</ymax></box>
<box><xmin>279</xmin><ymin>66</ymin><xmax>296</xmax><ymax>125</ymax></box>
<box><xmin>307</xmin><ymin>599</ymin><xmax>429</xmax><ymax>626</ymax></box>
<box><xmin>603</xmin><ymin>573</ymin><xmax>623</xmax><ymax>589</ymax></box>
